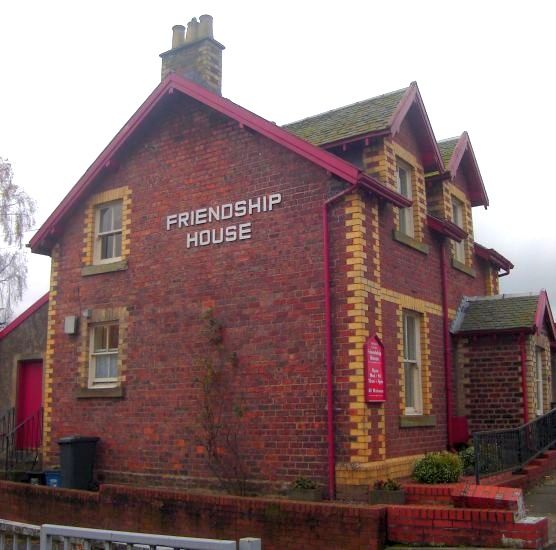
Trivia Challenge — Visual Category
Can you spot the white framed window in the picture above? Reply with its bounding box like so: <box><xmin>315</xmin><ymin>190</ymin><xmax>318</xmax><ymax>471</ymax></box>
<box><xmin>396</xmin><ymin>160</ymin><xmax>414</xmax><ymax>237</ymax></box>
<box><xmin>451</xmin><ymin>196</ymin><xmax>466</xmax><ymax>263</ymax></box>
<box><xmin>534</xmin><ymin>347</ymin><xmax>544</xmax><ymax>416</ymax></box>
<box><xmin>89</xmin><ymin>323</ymin><xmax>119</xmax><ymax>387</ymax></box>
<box><xmin>403</xmin><ymin>310</ymin><xmax>422</xmax><ymax>415</ymax></box>
<box><xmin>94</xmin><ymin>201</ymin><xmax>122</xmax><ymax>264</ymax></box>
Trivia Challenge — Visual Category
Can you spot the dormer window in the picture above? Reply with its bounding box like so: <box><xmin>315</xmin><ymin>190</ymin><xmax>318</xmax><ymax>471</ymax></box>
<box><xmin>95</xmin><ymin>201</ymin><xmax>122</xmax><ymax>264</ymax></box>
<box><xmin>396</xmin><ymin>159</ymin><xmax>414</xmax><ymax>237</ymax></box>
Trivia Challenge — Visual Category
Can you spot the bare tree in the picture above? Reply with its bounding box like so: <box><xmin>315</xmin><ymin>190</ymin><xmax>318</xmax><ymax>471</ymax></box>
<box><xmin>0</xmin><ymin>158</ymin><xmax>36</xmax><ymax>325</ymax></box>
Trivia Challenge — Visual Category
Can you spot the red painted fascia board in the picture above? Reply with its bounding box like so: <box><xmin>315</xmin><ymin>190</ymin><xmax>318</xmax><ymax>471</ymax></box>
<box><xmin>0</xmin><ymin>292</ymin><xmax>49</xmax><ymax>340</ymax></box>
<box><xmin>534</xmin><ymin>290</ymin><xmax>547</xmax><ymax>331</ymax></box>
<box><xmin>448</xmin><ymin>132</ymin><xmax>489</xmax><ymax>207</ymax></box>
<box><xmin>447</xmin><ymin>132</ymin><xmax>468</xmax><ymax>177</ymax></box>
<box><xmin>389</xmin><ymin>82</ymin><xmax>444</xmax><ymax>173</ymax></box>
<box><xmin>31</xmin><ymin>74</ymin><xmax>401</xmax><ymax>254</ymax></box>
<box><xmin>474</xmin><ymin>242</ymin><xmax>514</xmax><ymax>271</ymax></box>
<box><xmin>465</xmin><ymin>135</ymin><xmax>489</xmax><ymax>207</ymax></box>
<box><xmin>162</xmin><ymin>75</ymin><xmax>358</xmax><ymax>182</ymax></box>
<box><xmin>427</xmin><ymin>215</ymin><xmax>467</xmax><ymax>241</ymax></box>
<box><xmin>534</xmin><ymin>290</ymin><xmax>556</xmax><ymax>340</ymax></box>
<box><xmin>29</xmin><ymin>78</ymin><xmax>173</xmax><ymax>253</ymax></box>
<box><xmin>389</xmin><ymin>83</ymin><xmax>417</xmax><ymax>136</ymax></box>
<box><xmin>358</xmin><ymin>174</ymin><xmax>411</xmax><ymax>208</ymax></box>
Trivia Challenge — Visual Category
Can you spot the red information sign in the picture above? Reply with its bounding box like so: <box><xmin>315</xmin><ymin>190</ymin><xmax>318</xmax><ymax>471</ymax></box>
<box><xmin>364</xmin><ymin>335</ymin><xmax>386</xmax><ymax>402</ymax></box>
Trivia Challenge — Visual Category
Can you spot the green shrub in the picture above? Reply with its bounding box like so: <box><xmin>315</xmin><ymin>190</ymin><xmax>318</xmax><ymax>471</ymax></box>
<box><xmin>413</xmin><ymin>451</ymin><xmax>463</xmax><ymax>483</ymax></box>
<box><xmin>458</xmin><ymin>446</ymin><xmax>475</xmax><ymax>475</ymax></box>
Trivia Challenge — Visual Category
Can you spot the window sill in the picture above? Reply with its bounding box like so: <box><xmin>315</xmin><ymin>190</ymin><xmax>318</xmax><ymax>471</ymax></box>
<box><xmin>392</xmin><ymin>230</ymin><xmax>429</xmax><ymax>255</ymax></box>
<box><xmin>451</xmin><ymin>258</ymin><xmax>476</xmax><ymax>278</ymax></box>
<box><xmin>400</xmin><ymin>415</ymin><xmax>436</xmax><ymax>428</ymax></box>
<box><xmin>76</xmin><ymin>386</ymin><xmax>124</xmax><ymax>399</ymax></box>
<box><xmin>82</xmin><ymin>259</ymin><xmax>128</xmax><ymax>277</ymax></box>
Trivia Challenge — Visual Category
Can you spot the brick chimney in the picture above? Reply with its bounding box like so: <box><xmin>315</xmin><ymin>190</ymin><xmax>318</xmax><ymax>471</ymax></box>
<box><xmin>160</xmin><ymin>15</ymin><xmax>225</xmax><ymax>95</ymax></box>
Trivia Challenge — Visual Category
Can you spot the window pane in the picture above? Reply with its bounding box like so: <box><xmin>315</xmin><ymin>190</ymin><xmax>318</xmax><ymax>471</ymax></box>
<box><xmin>397</xmin><ymin>166</ymin><xmax>411</xmax><ymax>198</ymax></box>
<box><xmin>99</xmin><ymin>206</ymin><xmax>113</xmax><ymax>233</ymax></box>
<box><xmin>404</xmin><ymin>363</ymin><xmax>415</xmax><ymax>408</ymax></box>
<box><xmin>112</xmin><ymin>202</ymin><xmax>122</xmax><ymax>230</ymax></box>
<box><xmin>114</xmin><ymin>233</ymin><xmax>122</xmax><ymax>258</ymax></box>
<box><xmin>404</xmin><ymin>315</ymin><xmax>417</xmax><ymax>361</ymax></box>
<box><xmin>399</xmin><ymin>207</ymin><xmax>414</xmax><ymax>237</ymax></box>
<box><xmin>455</xmin><ymin>240</ymin><xmax>465</xmax><ymax>263</ymax></box>
<box><xmin>108</xmin><ymin>325</ymin><xmax>119</xmax><ymax>349</ymax></box>
<box><xmin>94</xmin><ymin>325</ymin><xmax>107</xmax><ymax>352</ymax></box>
<box><xmin>107</xmin><ymin>353</ymin><xmax>118</xmax><ymax>378</ymax></box>
<box><xmin>95</xmin><ymin>354</ymin><xmax>110</xmax><ymax>379</ymax></box>
<box><xmin>452</xmin><ymin>198</ymin><xmax>463</xmax><ymax>228</ymax></box>
<box><xmin>94</xmin><ymin>353</ymin><xmax>118</xmax><ymax>380</ymax></box>
<box><xmin>101</xmin><ymin>234</ymin><xmax>113</xmax><ymax>259</ymax></box>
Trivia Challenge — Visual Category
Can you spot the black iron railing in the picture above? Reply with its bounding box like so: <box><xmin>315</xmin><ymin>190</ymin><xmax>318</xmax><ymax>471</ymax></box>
<box><xmin>473</xmin><ymin>407</ymin><xmax>556</xmax><ymax>484</ymax></box>
<box><xmin>0</xmin><ymin>408</ymin><xmax>16</xmax><ymax>439</ymax></box>
<box><xmin>2</xmin><ymin>407</ymin><xmax>43</xmax><ymax>478</ymax></box>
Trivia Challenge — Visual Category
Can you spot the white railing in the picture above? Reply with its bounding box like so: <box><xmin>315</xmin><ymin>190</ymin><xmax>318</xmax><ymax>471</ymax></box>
<box><xmin>0</xmin><ymin>521</ymin><xmax>260</xmax><ymax>550</ymax></box>
<box><xmin>0</xmin><ymin>519</ymin><xmax>40</xmax><ymax>550</ymax></box>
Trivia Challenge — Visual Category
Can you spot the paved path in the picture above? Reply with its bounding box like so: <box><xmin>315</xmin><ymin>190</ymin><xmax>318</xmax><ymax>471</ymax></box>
<box><xmin>524</xmin><ymin>470</ymin><xmax>556</xmax><ymax>547</ymax></box>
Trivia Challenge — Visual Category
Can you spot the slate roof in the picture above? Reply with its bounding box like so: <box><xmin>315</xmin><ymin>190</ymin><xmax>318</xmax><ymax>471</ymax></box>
<box><xmin>437</xmin><ymin>137</ymin><xmax>458</xmax><ymax>166</ymax></box>
<box><xmin>452</xmin><ymin>294</ymin><xmax>540</xmax><ymax>334</ymax></box>
<box><xmin>282</xmin><ymin>87</ymin><xmax>408</xmax><ymax>146</ymax></box>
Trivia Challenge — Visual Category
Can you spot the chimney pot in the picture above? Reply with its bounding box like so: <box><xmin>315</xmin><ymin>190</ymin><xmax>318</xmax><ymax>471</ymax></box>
<box><xmin>185</xmin><ymin>18</ymin><xmax>199</xmax><ymax>43</ymax></box>
<box><xmin>198</xmin><ymin>14</ymin><xmax>214</xmax><ymax>39</ymax></box>
<box><xmin>171</xmin><ymin>25</ymin><xmax>185</xmax><ymax>48</ymax></box>
<box><xmin>160</xmin><ymin>15</ymin><xmax>224</xmax><ymax>95</ymax></box>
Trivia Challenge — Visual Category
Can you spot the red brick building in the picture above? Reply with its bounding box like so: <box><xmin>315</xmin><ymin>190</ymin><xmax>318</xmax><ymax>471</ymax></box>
<box><xmin>25</xmin><ymin>16</ymin><xmax>554</xmax><ymax>497</ymax></box>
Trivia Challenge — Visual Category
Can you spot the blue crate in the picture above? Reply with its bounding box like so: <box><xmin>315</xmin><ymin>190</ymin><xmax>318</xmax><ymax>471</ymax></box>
<box><xmin>44</xmin><ymin>470</ymin><xmax>61</xmax><ymax>487</ymax></box>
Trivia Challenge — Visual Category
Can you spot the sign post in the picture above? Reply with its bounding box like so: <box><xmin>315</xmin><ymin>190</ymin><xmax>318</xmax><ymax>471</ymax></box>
<box><xmin>364</xmin><ymin>335</ymin><xmax>386</xmax><ymax>403</ymax></box>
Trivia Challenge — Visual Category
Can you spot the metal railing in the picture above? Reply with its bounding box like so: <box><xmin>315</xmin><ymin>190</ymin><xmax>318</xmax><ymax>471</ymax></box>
<box><xmin>2</xmin><ymin>407</ymin><xmax>43</xmax><ymax>478</ymax></box>
<box><xmin>40</xmin><ymin>524</ymin><xmax>261</xmax><ymax>550</ymax></box>
<box><xmin>473</xmin><ymin>407</ymin><xmax>556</xmax><ymax>484</ymax></box>
<box><xmin>0</xmin><ymin>408</ymin><xmax>16</xmax><ymax>439</ymax></box>
<box><xmin>0</xmin><ymin>519</ymin><xmax>40</xmax><ymax>550</ymax></box>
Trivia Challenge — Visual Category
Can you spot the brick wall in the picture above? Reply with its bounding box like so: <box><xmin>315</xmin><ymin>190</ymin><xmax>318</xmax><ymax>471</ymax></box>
<box><xmin>45</xmin><ymin>93</ymin><xmax>338</xmax><ymax>487</ymax></box>
<box><xmin>455</xmin><ymin>333</ymin><xmax>524</xmax><ymax>432</ymax></box>
<box><xmin>0</xmin><ymin>482</ymin><xmax>386</xmax><ymax>550</ymax></box>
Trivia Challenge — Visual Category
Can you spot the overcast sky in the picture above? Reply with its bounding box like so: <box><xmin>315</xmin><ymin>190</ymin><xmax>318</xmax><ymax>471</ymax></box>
<box><xmin>1</xmin><ymin>0</ymin><xmax>555</xmax><ymax>319</ymax></box>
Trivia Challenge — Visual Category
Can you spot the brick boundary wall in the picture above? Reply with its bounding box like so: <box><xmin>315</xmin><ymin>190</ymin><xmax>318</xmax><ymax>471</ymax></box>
<box><xmin>392</xmin><ymin>482</ymin><xmax>548</xmax><ymax>548</ymax></box>
<box><xmin>387</xmin><ymin>505</ymin><xmax>547</xmax><ymax>549</ymax></box>
<box><xmin>1</xmin><ymin>451</ymin><xmax>554</xmax><ymax>550</ymax></box>
<box><xmin>0</xmin><ymin>482</ymin><xmax>386</xmax><ymax>550</ymax></box>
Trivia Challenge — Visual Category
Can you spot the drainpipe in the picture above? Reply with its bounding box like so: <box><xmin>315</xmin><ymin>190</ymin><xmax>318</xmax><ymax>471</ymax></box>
<box><xmin>439</xmin><ymin>237</ymin><xmax>454</xmax><ymax>449</ymax></box>
<box><xmin>322</xmin><ymin>183</ymin><xmax>358</xmax><ymax>500</ymax></box>
<box><xmin>519</xmin><ymin>332</ymin><xmax>529</xmax><ymax>423</ymax></box>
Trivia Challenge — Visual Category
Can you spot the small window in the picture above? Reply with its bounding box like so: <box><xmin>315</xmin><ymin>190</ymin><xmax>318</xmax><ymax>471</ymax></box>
<box><xmin>534</xmin><ymin>348</ymin><xmax>544</xmax><ymax>416</ymax></box>
<box><xmin>396</xmin><ymin>160</ymin><xmax>414</xmax><ymax>237</ymax></box>
<box><xmin>94</xmin><ymin>201</ymin><xmax>122</xmax><ymax>263</ymax></box>
<box><xmin>403</xmin><ymin>310</ymin><xmax>422</xmax><ymax>415</ymax></box>
<box><xmin>451</xmin><ymin>196</ymin><xmax>466</xmax><ymax>263</ymax></box>
<box><xmin>89</xmin><ymin>323</ymin><xmax>119</xmax><ymax>387</ymax></box>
